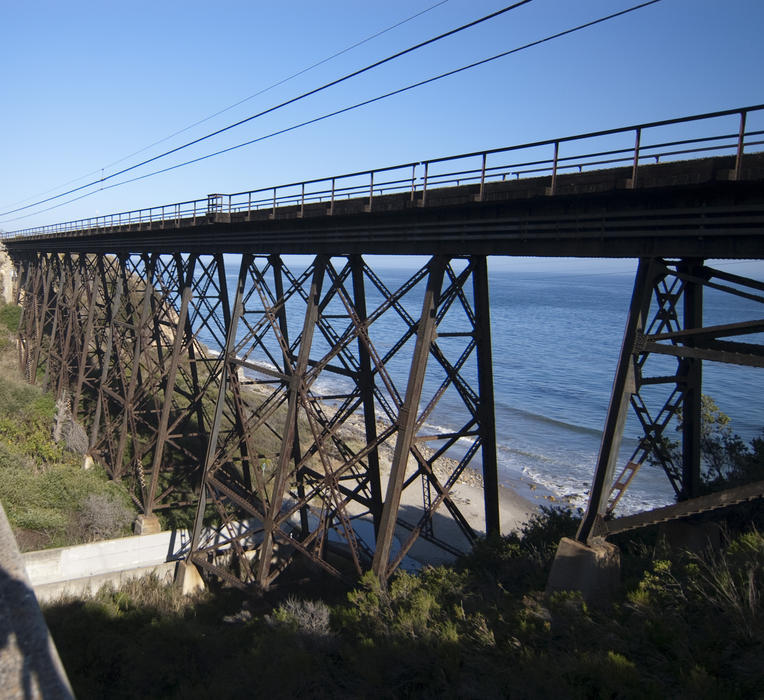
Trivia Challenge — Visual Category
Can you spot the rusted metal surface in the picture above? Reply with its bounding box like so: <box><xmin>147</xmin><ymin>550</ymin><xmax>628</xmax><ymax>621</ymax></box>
<box><xmin>14</xmin><ymin>251</ymin><xmax>499</xmax><ymax>588</ymax></box>
<box><xmin>578</xmin><ymin>259</ymin><xmax>764</xmax><ymax>543</ymax></box>
<box><xmin>594</xmin><ymin>479</ymin><xmax>764</xmax><ymax>537</ymax></box>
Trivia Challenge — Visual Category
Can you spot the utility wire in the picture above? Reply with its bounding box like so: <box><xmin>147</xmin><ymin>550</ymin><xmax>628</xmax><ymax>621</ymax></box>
<box><xmin>1</xmin><ymin>0</ymin><xmax>449</xmax><ymax>210</ymax></box>
<box><xmin>2</xmin><ymin>0</ymin><xmax>662</xmax><ymax>226</ymax></box>
<box><xmin>0</xmin><ymin>0</ymin><xmax>533</xmax><ymax>218</ymax></box>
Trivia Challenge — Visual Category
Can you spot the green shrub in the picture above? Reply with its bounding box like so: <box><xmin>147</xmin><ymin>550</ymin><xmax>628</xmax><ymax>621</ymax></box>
<box><xmin>0</xmin><ymin>303</ymin><xmax>21</xmax><ymax>332</ymax></box>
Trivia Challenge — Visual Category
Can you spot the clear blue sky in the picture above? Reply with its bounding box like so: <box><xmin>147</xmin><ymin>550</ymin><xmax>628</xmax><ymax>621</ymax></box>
<box><xmin>1</xmin><ymin>0</ymin><xmax>763</xmax><ymax>274</ymax></box>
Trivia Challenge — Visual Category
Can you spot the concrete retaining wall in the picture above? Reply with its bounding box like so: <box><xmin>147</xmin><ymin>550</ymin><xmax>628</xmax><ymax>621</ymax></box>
<box><xmin>21</xmin><ymin>520</ymin><xmax>264</xmax><ymax>602</ymax></box>
<box><xmin>22</xmin><ymin>529</ymin><xmax>191</xmax><ymax>603</ymax></box>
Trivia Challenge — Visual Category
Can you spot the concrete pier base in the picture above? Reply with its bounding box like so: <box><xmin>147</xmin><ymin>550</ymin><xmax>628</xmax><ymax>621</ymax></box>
<box><xmin>175</xmin><ymin>561</ymin><xmax>205</xmax><ymax>595</ymax></box>
<box><xmin>546</xmin><ymin>537</ymin><xmax>621</xmax><ymax>605</ymax></box>
<box><xmin>133</xmin><ymin>514</ymin><xmax>161</xmax><ymax>535</ymax></box>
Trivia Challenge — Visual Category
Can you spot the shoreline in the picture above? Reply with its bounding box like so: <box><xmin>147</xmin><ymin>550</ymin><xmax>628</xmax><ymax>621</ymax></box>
<box><xmin>215</xmin><ymin>352</ymin><xmax>543</xmax><ymax>568</ymax></box>
<box><xmin>256</xmin><ymin>377</ymin><xmax>539</xmax><ymax>567</ymax></box>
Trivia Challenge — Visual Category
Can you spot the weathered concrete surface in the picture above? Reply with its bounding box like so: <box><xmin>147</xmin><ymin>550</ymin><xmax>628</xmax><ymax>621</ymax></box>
<box><xmin>31</xmin><ymin>562</ymin><xmax>177</xmax><ymax>604</ymax></box>
<box><xmin>21</xmin><ymin>520</ymin><xmax>264</xmax><ymax>601</ymax></box>
<box><xmin>22</xmin><ymin>529</ymin><xmax>191</xmax><ymax>603</ymax></box>
<box><xmin>175</xmin><ymin>561</ymin><xmax>205</xmax><ymax>595</ymax></box>
<box><xmin>0</xmin><ymin>502</ymin><xmax>74</xmax><ymax>698</ymax></box>
<box><xmin>133</xmin><ymin>514</ymin><xmax>162</xmax><ymax>535</ymax></box>
<box><xmin>545</xmin><ymin>536</ymin><xmax>621</xmax><ymax>605</ymax></box>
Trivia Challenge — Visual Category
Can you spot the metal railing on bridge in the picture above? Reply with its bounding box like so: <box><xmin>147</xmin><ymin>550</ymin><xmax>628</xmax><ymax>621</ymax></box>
<box><xmin>6</xmin><ymin>104</ymin><xmax>764</xmax><ymax>238</ymax></box>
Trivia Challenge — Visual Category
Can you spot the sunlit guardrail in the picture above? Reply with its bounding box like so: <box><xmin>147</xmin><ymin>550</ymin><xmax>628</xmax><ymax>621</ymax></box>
<box><xmin>5</xmin><ymin>104</ymin><xmax>763</xmax><ymax>238</ymax></box>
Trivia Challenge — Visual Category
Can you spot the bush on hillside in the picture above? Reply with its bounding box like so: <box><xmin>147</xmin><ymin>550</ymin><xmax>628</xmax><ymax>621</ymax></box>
<box><xmin>0</xmin><ymin>303</ymin><xmax>21</xmax><ymax>332</ymax></box>
<box><xmin>79</xmin><ymin>492</ymin><xmax>134</xmax><ymax>540</ymax></box>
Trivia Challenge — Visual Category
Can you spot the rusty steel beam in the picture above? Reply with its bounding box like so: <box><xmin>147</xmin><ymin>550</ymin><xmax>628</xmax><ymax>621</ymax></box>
<box><xmin>13</xmin><ymin>243</ymin><xmax>760</xmax><ymax>590</ymax></box>
<box><xmin>351</xmin><ymin>255</ymin><xmax>383</xmax><ymax>534</ymax></box>
<box><xmin>473</xmin><ymin>256</ymin><xmax>500</xmax><ymax>537</ymax></box>
<box><xmin>580</xmin><ymin>258</ymin><xmax>764</xmax><ymax>542</ymax></box>
<box><xmin>577</xmin><ymin>259</ymin><xmax>659</xmax><ymax>543</ymax></box>
<box><xmin>256</xmin><ymin>256</ymin><xmax>327</xmax><ymax>587</ymax></box>
<box><xmin>372</xmin><ymin>257</ymin><xmax>446</xmax><ymax>579</ymax></box>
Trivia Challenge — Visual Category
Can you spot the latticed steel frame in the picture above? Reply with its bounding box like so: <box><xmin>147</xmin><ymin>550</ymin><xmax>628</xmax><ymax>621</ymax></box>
<box><xmin>578</xmin><ymin>257</ymin><xmax>764</xmax><ymax>543</ymax></box>
<box><xmin>14</xmin><ymin>250</ymin><xmax>500</xmax><ymax>588</ymax></box>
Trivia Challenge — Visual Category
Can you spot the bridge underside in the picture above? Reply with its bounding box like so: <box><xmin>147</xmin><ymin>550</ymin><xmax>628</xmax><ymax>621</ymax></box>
<box><xmin>5</xmin><ymin>154</ymin><xmax>764</xmax><ymax>590</ymax></box>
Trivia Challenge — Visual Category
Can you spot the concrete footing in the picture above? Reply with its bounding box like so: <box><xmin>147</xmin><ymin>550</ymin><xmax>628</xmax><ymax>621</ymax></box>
<box><xmin>546</xmin><ymin>537</ymin><xmax>621</xmax><ymax>605</ymax></box>
<box><xmin>133</xmin><ymin>514</ymin><xmax>162</xmax><ymax>535</ymax></box>
<box><xmin>175</xmin><ymin>560</ymin><xmax>205</xmax><ymax>595</ymax></box>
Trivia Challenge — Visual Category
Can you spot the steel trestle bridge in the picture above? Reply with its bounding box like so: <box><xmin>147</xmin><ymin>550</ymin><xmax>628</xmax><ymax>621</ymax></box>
<box><xmin>4</xmin><ymin>105</ymin><xmax>764</xmax><ymax>589</ymax></box>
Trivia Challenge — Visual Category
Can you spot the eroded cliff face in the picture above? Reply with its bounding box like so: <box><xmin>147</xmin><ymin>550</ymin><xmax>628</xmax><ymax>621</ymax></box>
<box><xmin>0</xmin><ymin>245</ymin><xmax>15</xmax><ymax>304</ymax></box>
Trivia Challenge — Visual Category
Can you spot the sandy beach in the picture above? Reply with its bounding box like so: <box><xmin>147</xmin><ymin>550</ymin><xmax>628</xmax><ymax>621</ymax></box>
<box><xmin>331</xmin><ymin>407</ymin><xmax>537</xmax><ymax>567</ymax></box>
<box><xmin>234</xmin><ymin>359</ymin><xmax>539</xmax><ymax>569</ymax></box>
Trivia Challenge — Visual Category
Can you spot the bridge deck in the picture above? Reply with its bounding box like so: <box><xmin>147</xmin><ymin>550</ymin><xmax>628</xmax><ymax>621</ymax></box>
<box><xmin>6</xmin><ymin>154</ymin><xmax>764</xmax><ymax>258</ymax></box>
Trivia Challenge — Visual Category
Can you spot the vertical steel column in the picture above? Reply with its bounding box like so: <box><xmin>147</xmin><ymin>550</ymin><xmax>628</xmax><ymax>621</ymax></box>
<box><xmin>51</xmin><ymin>255</ymin><xmax>80</xmax><ymax>398</ymax></box>
<box><xmin>256</xmin><ymin>255</ymin><xmax>327</xmax><ymax>588</ymax></box>
<box><xmin>145</xmin><ymin>254</ymin><xmax>196</xmax><ymax>515</ymax></box>
<box><xmin>189</xmin><ymin>254</ymin><xmax>243</xmax><ymax>554</ymax></box>
<box><xmin>351</xmin><ymin>255</ymin><xmax>383</xmax><ymax>533</ymax></box>
<box><xmin>72</xmin><ymin>259</ymin><xmax>101</xmax><ymax>419</ymax></box>
<box><xmin>89</xmin><ymin>257</ymin><xmax>124</xmax><ymax>450</ymax></box>
<box><xmin>41</xmin><ymin>256</ymin><xmax>66</xmax><ymax>393</ymax></box>
<box><xmin>472</xmin><ymin>255</ymin><xmax>500</xmax><ymax>536</ymax></box>
<box><xmin>17</xmin><ymin>254</ymin><xmax>40</xmax><ymax>380</ymax></box>
<box><xmin>679</xmin><ymin>258</ymin><xmax>704</xmax><ymax>499</ymax></box>
<box><xmin>372</xmin><ymin>256</ymin><xmax>446</xmax><ymax>580</ymax></box>
<box><xmin>269</xmin><ymin>254</ymin><xmax>309</xmax><ymax>536</ymax></box>
<box><xmin>30</xmin><ymin>255</ymin><xmax>56</xmax><ymax>384</ymax></box>
<box><xmin>577</xmin><ymin>258</ymin><xmax>658</xmax><ymax>544</ymax></box>
<box><xmin>180</xmin><ymin>253</ymin><xmax>209</xmax><ymax>473</ymax></box>
<box><xmin>114</xmin><ymin>255</ymin><xmax>156</xmax><ymax>475</ymax></box>
<box><xmin>226</xmin><ymin>254</ymin><xmax>258</xmax><ymax>498</ymax></box>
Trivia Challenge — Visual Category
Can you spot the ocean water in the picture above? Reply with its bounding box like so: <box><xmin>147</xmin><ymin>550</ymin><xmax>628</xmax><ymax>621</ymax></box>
<box><xmin>207</xmin><ymin>258</ymin><xmax>763</xmax><ymax>517</ymax></box>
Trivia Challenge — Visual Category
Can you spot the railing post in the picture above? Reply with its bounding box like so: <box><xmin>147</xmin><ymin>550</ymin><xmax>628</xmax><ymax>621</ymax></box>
<box><xmin>734</xmin><ymin>109</ymin><xmax>747</xmax><ymax>181</ymax></box>
<box><xmin>478</xmin><ymin>152</ymin><xmax>487</xmax><ymax>201</ymax></box>
<box><xmin>548</xmin><ymin>141</ymin><xmax>559</xmax><ymax>195</ymax></box>
<box><xmin>329</xmin><ymin>177</ymin><xmax>336</xmax><ymax>215</ymax></box>
<box><xmin>272</xmin><ymin>187</ymin><xmax>277</xmax><ymax>218</ymax></box>
<box><xmin>410</xmin><ymin>163</ymin><xmax>417</xmax><ymax>202</ymax></box>
<box><xmin>421</xmin><ymin>162</ymin><xmax>429</xmax><ymax>207</ymax></box>
<box><xmin>630</xmin><ymin>127</ymin><xmax>642</xmax><ymax>189</ymax></box>
<box><xmin>300</xmin><ymin>182</ymin><xmax>305</xmax><ymax>217</ymax></box>
<box><xmin>368</xmin><ymin>171</ymin><xmax>375</xmax><ymax>211</ymax></box>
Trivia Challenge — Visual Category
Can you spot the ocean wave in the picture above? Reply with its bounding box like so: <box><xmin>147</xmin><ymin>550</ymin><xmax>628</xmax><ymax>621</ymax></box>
<box><xmin>521</xmin><ymin>466</ymin><xmax>674</xmax><ymax>516</ymax></box>
<box><xmin>496</xmin><ymin>403</ymin><xmax>611</xmax><ymax>439</ymax></box>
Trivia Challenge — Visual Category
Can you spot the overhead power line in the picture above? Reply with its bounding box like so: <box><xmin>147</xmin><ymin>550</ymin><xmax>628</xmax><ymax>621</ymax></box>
<box><xmin>2</xmin><ymin>0</ymin><xmax>663</xmax><ymax>226</ymax></box>
<box><xmin>0</xmin><ymin>0</ymin><xmax>533</xmax><ymax>219</ymax></box>
<box><xmin>1</xmin><ymin>0</ymin><xmax>450</xmax><ymax>211</ymax></box>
